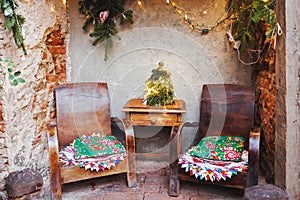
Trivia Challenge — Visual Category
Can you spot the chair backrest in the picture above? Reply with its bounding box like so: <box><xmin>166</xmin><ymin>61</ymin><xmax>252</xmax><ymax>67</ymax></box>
<box><xmin>54</xmin><ymin>82</ymin><xmax>112</xmax><ymax>147</ymax></box>
<box><xmin>198</xmin><ymin>84</ymin><xmax>255</xmax><ymax>149</ymax></box>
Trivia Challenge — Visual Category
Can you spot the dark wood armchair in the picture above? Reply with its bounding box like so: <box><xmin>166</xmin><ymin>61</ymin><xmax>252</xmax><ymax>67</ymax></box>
<box><xmin>169</xmin><ymin>84</ymin><xmax>260</xmax><ymax>196</ymax></box>
<box><xmin>47</xmin><ymin>82</ymin><xmax>137</xmax><ymax>200</ymax></box>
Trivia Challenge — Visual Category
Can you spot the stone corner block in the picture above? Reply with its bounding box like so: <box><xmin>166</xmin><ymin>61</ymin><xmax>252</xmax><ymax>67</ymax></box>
<box><xmin>5</xmin><ymin>168</ymin><xmax>43</xmax><ymax>198</ymax></box>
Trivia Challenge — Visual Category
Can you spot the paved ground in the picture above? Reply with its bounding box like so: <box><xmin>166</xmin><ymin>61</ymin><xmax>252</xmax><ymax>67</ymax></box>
<box><xmin>62</xmin><ymin>161</ymin><xmax>249</xmax><ymax>200</ymax></box>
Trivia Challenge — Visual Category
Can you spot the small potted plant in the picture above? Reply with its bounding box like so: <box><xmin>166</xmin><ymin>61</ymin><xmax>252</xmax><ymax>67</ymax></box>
<box><xmin>144</xmin><ymin>61</ymin><xmax>176</xmax><ymax>106</ymax></box>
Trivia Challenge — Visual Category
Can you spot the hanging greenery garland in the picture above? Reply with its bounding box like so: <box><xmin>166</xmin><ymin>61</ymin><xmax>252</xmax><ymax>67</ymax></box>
<box><xmin>229</xmin><ymin>0</ymin><xmax>276</xmax><ymax>54</ymax></box>
<box><xmin>0</xmin><ymin>0</ymin><xmax>27</xmax><ymax>55</ymax></box>
<box><xmin>79</xmin><ymin>0</ymin><xmax>134</xmax><ymax>61</ymax></box>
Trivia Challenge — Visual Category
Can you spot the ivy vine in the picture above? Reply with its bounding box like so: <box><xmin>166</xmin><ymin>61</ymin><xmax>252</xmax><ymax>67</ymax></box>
<box><xmin>79</xmin><ymin>0</ymin><xmax>134</xmax><ymax>61</ymax></box>
<box><xmin>0</xmin><ymin>0</ymin><xmax>27</xmax><ymax>55</ymax></box>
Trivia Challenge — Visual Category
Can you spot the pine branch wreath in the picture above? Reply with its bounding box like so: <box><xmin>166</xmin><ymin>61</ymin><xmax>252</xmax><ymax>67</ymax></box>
<box><xmin>79</xmin><ymin>0</ymin><xmax>134</xmax><ymax>61</ymax></box>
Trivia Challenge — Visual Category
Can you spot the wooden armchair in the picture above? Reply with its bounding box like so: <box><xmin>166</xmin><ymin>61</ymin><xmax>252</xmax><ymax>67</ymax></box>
<box><xmin>169</xmin><ymin>84</ymin><xmax>260</xmax><ymax>196</ymax></box>
<box><xmin>47</xmin><ymin>82</ymin><xmax>137</xmax><ymax>200</ymax></box>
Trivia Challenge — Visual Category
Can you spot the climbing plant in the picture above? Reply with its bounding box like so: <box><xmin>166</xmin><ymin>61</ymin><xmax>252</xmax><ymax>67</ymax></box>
<box><xmin>0</xmin><ymin>57</ymin><xmax>25</xmax><ymax>86</ymax></box>
<box><xmin>79</xmin><ymin>0</ymin><xmax>134</xmax><ymax>61</ymax></box>
<box><xmin>0</xmin><ymin>0</ymin><xmax>27</xmax><ymax>55</ymax></box>
<box><xmin>228</xmin><ymin>0</ymin><xmax>276</xmax><ymax>64</ymax></box>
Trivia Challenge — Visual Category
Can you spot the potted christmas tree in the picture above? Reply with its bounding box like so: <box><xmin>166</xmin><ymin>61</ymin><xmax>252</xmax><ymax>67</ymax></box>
<box><xmin>144</xmin><ymin>62</ymin><xmax>176</xmax><ymax>106</ymax></box>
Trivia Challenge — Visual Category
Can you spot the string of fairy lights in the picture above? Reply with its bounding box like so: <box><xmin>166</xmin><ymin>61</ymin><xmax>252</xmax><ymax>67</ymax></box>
<box><xmin>136</xmin><ymin>0</ymin><xmax>231</xmax><ymax>34</ymax></box>
<box><xmin>167</xmin><ymin>0</ymin><xmax>231</xmax><ymax>34</ymax></box>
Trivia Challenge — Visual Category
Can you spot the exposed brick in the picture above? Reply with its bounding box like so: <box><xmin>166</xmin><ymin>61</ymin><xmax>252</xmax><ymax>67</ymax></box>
<box><xmin>46</xmin><ymin>74</ymin><xmax>58</xmax><ymax>83</ymax></box>
<box><xmin>48</xmin><ymin>84</ymin><xmax>56</xmax><ymax>92</ymax></box>
<box><xmin>0</xmin><ymin>123</ymin><xmax>5</xmax><ymax>132</ymax></box>
<box><xmin>39</xmin><ymin>100</ymin><xmax>48</xmax><ymax>110</ymax></box>
<box><xmin>47</xmin><ymin>37</ymin><xmax>64</xmax><ymax>45</ymax></box>
<box><xmin>48</xmin><ymin>46</ymin><xmax>66</xmax><ymax>56</ymax></box>
<box><xmin>49</xmin><ymin>29</ymin><xmax>61</xmax><ymax>38</ymax></box>
<box><xmin>50</xmin><ymin>111</ymin><xmax>56</xmax><ymax>119</ymax></box>
<box><xmin>41</xmin><ymin>51</ymin><xmax>49</xmax><ymax>60</ymax></box>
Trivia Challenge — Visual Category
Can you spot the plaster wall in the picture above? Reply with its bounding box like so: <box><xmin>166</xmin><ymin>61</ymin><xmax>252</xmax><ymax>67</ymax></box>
<box><xmin>68</xmin><ymin>0</ymin><xmax>254</xmax><ymax>150</ymax></box>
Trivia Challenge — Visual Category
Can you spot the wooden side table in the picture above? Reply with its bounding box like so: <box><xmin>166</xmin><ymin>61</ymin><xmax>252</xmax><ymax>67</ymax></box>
<box><xmin>121</xmin><ymin>98</ymin><xmax>186</xmax><ymax>127</ymax></box>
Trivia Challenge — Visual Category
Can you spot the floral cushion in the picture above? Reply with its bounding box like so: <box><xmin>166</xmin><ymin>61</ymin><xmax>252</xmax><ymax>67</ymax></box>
<box><xmin>179</xmin><ymin>150</ymin><xmax>248</xmax><ymax>182</ymax></box>
<box><xmin>189</xmin><ymin>136</ymin><xmax>245</xmax><ymax>162</ymax></box>
<box><xmin>74</xmin><ymin>134</ymin><xmax>126</xmax><ymax>159</ymax></box>
<box><xmin>59</xmin><ymin>133</ymin><xmax>126</xmax><ymax>172</ymax></box>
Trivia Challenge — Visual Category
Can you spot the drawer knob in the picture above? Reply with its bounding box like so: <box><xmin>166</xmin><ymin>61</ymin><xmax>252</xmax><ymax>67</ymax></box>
<box><xmin>150</xmin><ymin>118</ymin><xmax>156</xmax><ymax>124</ymax></box>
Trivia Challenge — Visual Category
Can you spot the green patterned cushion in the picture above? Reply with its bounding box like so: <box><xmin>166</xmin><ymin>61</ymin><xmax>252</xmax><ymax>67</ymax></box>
<box><xmin>74</xmin><ymin>134</ymin><xmax>126</xmax><ymax>160</ymax></box>
<box><xmin>189</xmin><ymin>136</ymin><xmax>244</xmax><ymax>161</ymax></box>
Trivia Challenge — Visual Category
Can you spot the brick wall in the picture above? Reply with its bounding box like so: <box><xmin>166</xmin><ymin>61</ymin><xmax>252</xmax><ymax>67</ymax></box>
<box><xmin>31</xmin><ymin>26</ymin><xmax>66</xmax><ymax>147</ymax></box>
<box><xmin>256</xmin><ymin>70</ymin><xmax>276</xmax><ymax>183</ymax></box>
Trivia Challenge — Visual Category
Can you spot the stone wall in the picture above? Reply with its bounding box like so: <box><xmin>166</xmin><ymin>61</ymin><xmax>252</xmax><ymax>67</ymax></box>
<box><xmin>0</xmin><ymin>0</ymin><xmax>67</xmax><ymax>199</ymax></box>
<box><xmin>0</xmin><ymin>15</ymin><xmax>9</xmax><ymax>199</ymax></box>
<box><xmin>0</xmin><ymin>100</ymin><xmax>8</xmax><ymax>199</ymax></box>
<box><xmin>256</xmin><ymin>70</ymin><xmax>276</xmax><ymax>183</ymax></box>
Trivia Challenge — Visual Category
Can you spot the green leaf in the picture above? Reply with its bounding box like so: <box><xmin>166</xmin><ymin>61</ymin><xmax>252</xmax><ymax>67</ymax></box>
<box><xmin>12</xmin><ymin>79</ymin><xmax>18</xmax><ymax>86</ymax></box>
<box><xmin>17</xmin><ymin>14</ymin><xmax>25</xmax><ymax>24</ymax></box>
<box><xmin>14</xmin><ymin>71</ymin><xmax>21</xmax><ymax>76</ymax></box>
<box><xmin>4</xmin><ymin>16</ymin><xmax>15</xmax><ymax>30</ymax></box>
<box><xmin>82</xmin><ymin>16</ymin><xmax>94</xmax><ymax>31</ymax></box>
<box><xmin>104</xmin><ymin>37</ymin><xmax>113</xmax><ymax>61</ymax></box>
<box><xmin>4</xmin><ymin>7</ymin><xmax>13</xmax><ymax>16</ymax></box>
<box><xmin>17</xmin><ymin>78</ymin><xmax>25</xmax><ymax>83</ymax></box>
<box><xmin>92</xmin><ymin>36</ymin><xmax>105</xmax><ymax>46</ymax></box>
<box><xmin>8</xmin><ymin>74</ymin><xmax>14</xmax><ymax>80</ymax></box>
<box><xmin>2</xmin><ymin>2</ymin><xmax>10</xmax><ymax>9</ymax></box>
<box><xmin>7</xmin><ymin>68</ymin><xmax>13</xmax><ymax>73</ymax></box>
<box><xmin>120</xmin><ymin>10</ymin><xmax>134</xmax><ymax>25</ymax></box>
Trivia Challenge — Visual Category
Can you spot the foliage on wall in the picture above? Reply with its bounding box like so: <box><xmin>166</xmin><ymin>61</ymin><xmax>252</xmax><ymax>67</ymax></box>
<box><xmin>0</xmin><ymin>57</ymin><xmax>25</xmax><ymax>86</ymax></box>
<box><xmin>79</xmin><ymin>0</ymin><xmax>134</xmax><ymax>61</ymax></box>
<box><xmin>228</xmin><ymin>0</ymin><xmax>276</xmax><ymax>65</ymax></box>
<box><xmin>0</xmin><ymin>0</ymin><xmax>27</xmax><ymax>55</ymax></box>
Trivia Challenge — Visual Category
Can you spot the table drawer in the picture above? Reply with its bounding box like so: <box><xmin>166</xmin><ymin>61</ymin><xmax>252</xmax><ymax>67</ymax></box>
<box><xmin>130</xmin><ymin>113</ymin><xmax>178</xmax><ymax>126</ymax></box>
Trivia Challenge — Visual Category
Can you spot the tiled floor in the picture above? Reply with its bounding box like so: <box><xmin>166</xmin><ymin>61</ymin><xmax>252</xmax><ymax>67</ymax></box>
<box><xmin>62</xmin><ymin>161</ymin><xmax>251</xmax><ymax>200</ymax></box>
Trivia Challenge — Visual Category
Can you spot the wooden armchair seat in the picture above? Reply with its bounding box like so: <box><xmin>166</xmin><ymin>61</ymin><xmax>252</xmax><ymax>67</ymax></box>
<box><xmin>169</xmin><ymin>84</ymin><xmax>260</xmax><ymax>197</ymax></box>
<box><xmin>47</xmin><ymin>83</ymin><xmax>137</xmax><ymax>199</ymax></box>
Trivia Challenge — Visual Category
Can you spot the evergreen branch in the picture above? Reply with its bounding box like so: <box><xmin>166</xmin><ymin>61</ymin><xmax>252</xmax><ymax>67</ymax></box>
<box><xmin>79</xmin><ymin>0</ymin><xmax>134</xmax><ymax>61</ymax></box>
<box><xmin>1</xmin><ymin>0</ymin><xmax>27</xmax><ymax>55</ymax></box>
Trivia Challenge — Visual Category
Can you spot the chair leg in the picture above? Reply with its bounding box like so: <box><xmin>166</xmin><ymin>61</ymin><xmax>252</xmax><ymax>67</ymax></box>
<box><xmin>47</xmin><ymin>125</ymin><xmax>62</xmax><ymax>199</ymax></box>
<box><xmin>169</xmin><ymin>161</ymin><xmax>180</xmax><ymax>197</ymax></box>
<box><xmin>50</xmin><ymin>176</ymin><xmax>62</xmax><ymax>200</ymax></box>
<box><xmin>127</xmin><ymin>152</ymin><xmax>137</xmax><ymax>187</ymax></box>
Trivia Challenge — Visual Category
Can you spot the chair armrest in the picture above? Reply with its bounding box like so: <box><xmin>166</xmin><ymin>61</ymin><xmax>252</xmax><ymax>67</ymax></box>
<box><xmin>111</xmin><ymin>117</ymin><xmax>137</xmax><ymax>187</ymax></box>
<box><xmin>47</xmin><ymin>124</ymin><xmax>62</xmax><ymax>198</ymax></box>
<box><xmin>247</xmin><ymin>127</ymin><xmax>261</xmax><ymax>187</ymax></box>
<box><xmin>111</xmin><ymin>117</ymin><xmax>135</xmax><ymax>153</ymax></box>
<box><xmin>169</xmin><ymin>122</ymin><xmax>199</xmax><ymax>162</ymax></box>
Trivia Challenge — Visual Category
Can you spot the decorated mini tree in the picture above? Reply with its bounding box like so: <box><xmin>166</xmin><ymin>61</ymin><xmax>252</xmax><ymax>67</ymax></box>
<box><xmin>144</xmin><ymin>62</ymin><xmax>176</xmax><ymax>106</ymax></box>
